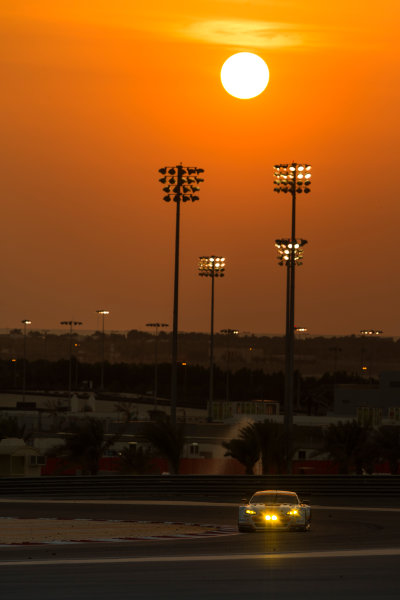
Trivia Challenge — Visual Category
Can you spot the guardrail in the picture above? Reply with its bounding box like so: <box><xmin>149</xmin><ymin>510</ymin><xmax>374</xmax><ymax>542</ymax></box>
<box><xmin>1</xmin><ymin>475</ymin><xmax>400</xmax><ymax>500</ymax></box>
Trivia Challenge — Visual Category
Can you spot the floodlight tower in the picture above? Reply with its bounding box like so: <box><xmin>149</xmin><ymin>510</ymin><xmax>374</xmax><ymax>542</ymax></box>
<box><xmin>60</xmin><ymin>320</ymin><xmax>83</xmax><ymax>399</ymax></box>
<box><xmin>146</xmin><ymin>322</ymin><xmax>169</xmax><ymax>411</ymax></box>
<box><xmin>21</xmin><ymin>319</ymin><xmax>32</xmax><ymax>402</ymax></box>
<box><xmin>158</xmin><ymin>164</ymin><xmax>204</xmax><ymax>425</ymax></box>
<box><xmin>96</xmin><ymin>309</ymin><xmax>110</xmax><ymax>391</ymax></box>
<box><xmin>220</xmin><ymin>328</ymin><xmax>239</xmax><ymax>402</ymax></box>
<box><xmin>198</xmin><ymin>256</ymin><xmax>226</xmax><ymax>422</ymax></box>
<box><xmin>273</xmin><ymin>162</ymin><xmax>312</xmax><ymax>472</ymax></box>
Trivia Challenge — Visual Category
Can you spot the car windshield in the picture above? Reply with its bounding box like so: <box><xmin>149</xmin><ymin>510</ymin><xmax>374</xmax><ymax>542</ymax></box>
<box><xmin>250</xmin><ymin>493</ymin><xmax>298</xmax><ymax>505</ymax></box>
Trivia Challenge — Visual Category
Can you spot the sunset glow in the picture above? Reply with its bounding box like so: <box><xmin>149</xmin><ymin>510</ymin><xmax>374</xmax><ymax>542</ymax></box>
<box><xmin>1</xmin><ymin>1</ymin><xmax>399</xmax><ymax>336</ymax></box>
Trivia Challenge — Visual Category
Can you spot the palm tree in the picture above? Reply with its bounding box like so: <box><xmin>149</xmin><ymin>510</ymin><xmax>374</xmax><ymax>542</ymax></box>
<box><xmin>318</xmin><ymin>420</ymin><xmax>373</xmax><ymax>474</ymax></box>
<box><xmin>374</xmin><ymin>426</ymin><xmax>400</xmax><ymax>474</ymax></box>
<box><xmin>114</xmin><ymin>401</ymin><xmax>137</xmax><ymax>421</ymax></box>
<box><xmin>0</xmin><ymin>415</ymin><xmax>28</xmax><ymax>442</ymax></box>
<box><xmin>48</xmin><ymin>416</ymin><xmax>128</xmax><ymax>475</ymax></box>
<box><xmin>222</xmin><ymin>420</ymin><xmax>287</xmax><ymax>474</ymax></box>
<box><xmin>222</xmin><ymin>427</ymin><xmax>259</xmax><ymax>474</ymax></box>
<box><xmin>250</xmin><ymin>420</ymin><xmax>286</xmax><ymax>474</ymax></box>
<box><xmin>43</xmin><ymin>398</ymin><xmax>68</xmax><ymax>432</ymax></box>
<box><xmin>141</xmin><ymin>415</ymin><xmax>185</xmax><ymax>474</ymax></box>
<box><xmin>118</xmin><ymin>444</ymin><xmax>154</xmax><ymax>474</ymax></box>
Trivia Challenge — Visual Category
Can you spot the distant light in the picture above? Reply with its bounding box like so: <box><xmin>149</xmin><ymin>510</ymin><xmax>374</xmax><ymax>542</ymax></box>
<box><xmin>275</xmin><ymin>238</ymin><xmax>307</xmax><ymax>266</ymax></box>
<box><xmin>198</xmin><ymin>255</ymin><xmax>226</xmax><ymax>277</ymax></box>
<box><xmin>360</xmin><ymin>329</ymin><xmax>383</xmax><ymax>336</ymax></box>
<box><xmin>273</xmin><ymin>163</ymin><xmax>312</xmax><ymax>195</ymax></box>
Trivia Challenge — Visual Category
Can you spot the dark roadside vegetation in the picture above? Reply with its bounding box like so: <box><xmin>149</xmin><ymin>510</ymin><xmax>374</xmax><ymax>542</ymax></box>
<box><xmin>0</xmin><ymin>357</ymin><xmax>376</xmax><ymax>414</ymax></box>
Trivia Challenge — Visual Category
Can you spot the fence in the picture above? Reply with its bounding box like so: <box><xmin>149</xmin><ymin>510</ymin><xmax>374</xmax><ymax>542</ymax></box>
<box><xmin>1</xmin><ymin>474</ymin><xmax>399</xmax><ymax>499</ymax></box>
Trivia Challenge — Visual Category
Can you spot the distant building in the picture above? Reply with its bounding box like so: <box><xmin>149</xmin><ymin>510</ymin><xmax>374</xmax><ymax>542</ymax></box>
<box><xmin>333</xmin><ymin>372</ymin><xmax>400</xmax><ymax>426</ymax></box>
<box><xmin>212</xmin><ymin>399</ymin><xmax>279</xmax><ymax>422</ymax></box>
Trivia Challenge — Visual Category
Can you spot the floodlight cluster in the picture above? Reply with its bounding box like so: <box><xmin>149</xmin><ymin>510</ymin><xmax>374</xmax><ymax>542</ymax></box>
<box><xmin>360</xmin><ymin>329</ymin><xmax>383</xmax><ymax>336</ymax></box>
<box><xmin>273</xmin><ymin>163</ymin><xmax>312</xmax><ymax>194</ymax></box>
<box><xmin>159</xmin><ymin>165</ymin><xmax>204</xmax><ymax>202</ymax></box>
<box><xmin>198</xmin><ymin>256</ymin><xmax>226</xmax><ymax>277</ymax></box>
<box><xmin>275</xmin><ymin>239</ymin><xmax>307</xmax><ymax>266</ymax></box>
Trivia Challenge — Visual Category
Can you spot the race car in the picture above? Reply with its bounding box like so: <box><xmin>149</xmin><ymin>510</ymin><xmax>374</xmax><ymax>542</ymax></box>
<box><xmin>238</xmin><ymin>489</ymin><xmax>311</xmax><ymax>532</ymax></box>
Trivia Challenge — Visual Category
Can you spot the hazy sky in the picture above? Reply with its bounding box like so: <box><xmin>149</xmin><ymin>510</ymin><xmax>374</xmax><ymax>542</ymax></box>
<box><xmin>1</xmin><ymin>1</ymin><xmax>399</xmax><ymax>335</ymax></box>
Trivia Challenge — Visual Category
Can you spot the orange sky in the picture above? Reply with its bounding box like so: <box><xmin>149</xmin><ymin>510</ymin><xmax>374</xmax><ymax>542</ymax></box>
<box><xmin>1</xmin><ymin>1</ymin><xmax>399</xmax><ymax>336</ymax></box>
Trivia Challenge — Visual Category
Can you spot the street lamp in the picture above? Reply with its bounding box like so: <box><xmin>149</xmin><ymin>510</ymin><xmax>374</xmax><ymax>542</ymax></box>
<box><xmin>96</xmin><ymin>309</ymin><xmax>110</xmax><ymax>391</ymax></box>
<box><xmin>158</xmin><ymin>164</ymin><xmax>204</xmax><ymax>425</ymax></box>
<box><xmin>198</xmin><ymin>256</ymin><xmax>226</xmax><ymax>422</ymax></box>
<box><xmin>273</xmin><ymin>162</ymin><xmax>312</xmax><ymax>473</ymax></box>
<box><xmin>60</xmin><ymin>320</ymin><xmax>83</xmax><ymax>400</ymax></box>
<box><xmin>220</xmin><ymin>329</ymin><xmax>239</xmax><ymax>402</ymax></box>
<box><xmin>21</xmin><ymin>319</ymin><xmax>31</xmax><ymax>402</ymax></box>
<box><xmin>146</xmin><ymin>322</ymin><xmax>169</xmax><ymax>411</ymax></box>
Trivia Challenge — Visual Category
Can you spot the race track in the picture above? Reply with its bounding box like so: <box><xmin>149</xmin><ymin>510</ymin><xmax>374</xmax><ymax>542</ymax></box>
<box><xmin>0</xmin><ymin>500</ymin><xmax>399</xmax><ymax>599</ymax></box>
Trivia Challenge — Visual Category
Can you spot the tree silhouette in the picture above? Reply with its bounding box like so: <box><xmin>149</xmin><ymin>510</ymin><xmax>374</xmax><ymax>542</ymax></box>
<box><xmin>0</xmin><ymin>415</ymin><xmax>28</xmax><ymax>441</ymax></box>
<box><xmin>249</xmin><ymin>420</ymin><xmax>287</xmax><ymax>474</ymax></box>
<box><xmin>118</xmin><ymin>444</ymin><xmax>154</xmax><ymax>474</ymax></box>
<box><xmin>141</xmin><ymin>415</ymin><xmax>185</xmax><ymax>474</ymax></box>
<box><xmin>222</xmin><ymin>425</ymin><xmax>260</xmax><ymax>474</ymax></box>
<box><xmin>222</xmin><ymin>420</ymin><xmax>287</xmax><ymax>474</ymax></box>
<box><xmin>318</xmin><ymin>420</ymin><xmax>373</xmax><ymax>474</ymax></box>
<box><xmin>43</xmin><ymin>398</ymin><xmax>68</xmax><ymax>431</ymax></box>
<box><xmin>48</xmin><ymin>416</ymin><xmax>128</xmax><ymax>475</ymax></box>
<box><xmin>374</xmin><ymin>426</ymin><xmax>400</xmax><ymax>474</ymax></box>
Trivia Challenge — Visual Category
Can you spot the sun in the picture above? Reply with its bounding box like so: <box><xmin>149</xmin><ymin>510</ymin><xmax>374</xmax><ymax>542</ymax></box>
<box><xmin>220</xmin><ymin>52</ymin><xmax>269</xmax><ymax>99</ymax></box>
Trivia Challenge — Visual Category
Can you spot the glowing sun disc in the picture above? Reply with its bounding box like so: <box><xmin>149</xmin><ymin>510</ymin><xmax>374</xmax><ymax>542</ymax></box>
<box><xmin>221</xmin><ymin>52</ymin><xmax>269</xmax><ymax>99</ymax></box>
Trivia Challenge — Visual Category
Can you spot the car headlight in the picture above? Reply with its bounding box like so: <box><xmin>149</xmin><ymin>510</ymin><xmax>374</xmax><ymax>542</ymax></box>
<box><xmin>287</xmin><ymin>510</ymin><xmax>299</xmax><ymax>516</ymax></box>
<box><xmin>245</xmin><ymin>509</ymin><xmax>256</xmax><ymax>515</ymax></box>
<box><xmin>265</xmin><ymin>514</ymin><xmax>278</xmax><ymax>521</ymax></box>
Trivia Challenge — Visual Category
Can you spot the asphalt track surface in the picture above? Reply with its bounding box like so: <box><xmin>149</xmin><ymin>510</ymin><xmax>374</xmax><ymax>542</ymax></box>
<box><xmin>1</xmin><ymin>499</ymin><xmax>399</xmax><ymax>600</ymax></box>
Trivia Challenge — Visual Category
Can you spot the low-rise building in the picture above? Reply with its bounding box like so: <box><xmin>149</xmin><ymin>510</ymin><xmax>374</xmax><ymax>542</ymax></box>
<box><xmin>0</xmin><ymin>438</ymin><xmax>45</xmax><ymax>476</ymax></box>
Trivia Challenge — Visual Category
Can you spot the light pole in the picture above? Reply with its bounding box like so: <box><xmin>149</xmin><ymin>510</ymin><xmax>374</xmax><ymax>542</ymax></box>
<box><xmin>158</xmin><ymin>164</ymin><xmax>204</xmax><ymax>425</ymax></box>
<box><xmin>60</xmin><ymin>320</ymin><xmax>82</xmax><ymax>399</ymax></box>
<box><xmin>146</xmin><ymin>322</ymin><xmax>168</xmax><ymax>411</ymax></box>
<box><xmin>274</xmin><ymin>162</ymin><xmax>312</xmax><ymax>473</ymax></box>
<box><xmin>329</xmin><ymin>346</ymin><xmax>342</xmax><ymax>373</ymax></box>
<box><xmin>198</xmin><ymin>256</ymin><xmax>226</xmax><ymax>422</ymax></box>
<box><xmin>360</xmin><ymin>329</ymin><xmax>383</xmax><ymax>376</ymax></box>
<box><xmin>96</xmin><ymin>309</ymin><xmax>110</xmax><ymax>391</ymax></box>
<box><xmin>220</xmin><ymin>328</ymin><xmax>239</xmax><ymax>402</ymax></box>
<box><xmin>21</xmin><ymin>319</ymin><xmax>31</xmax><ymax>402</ymax></box>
